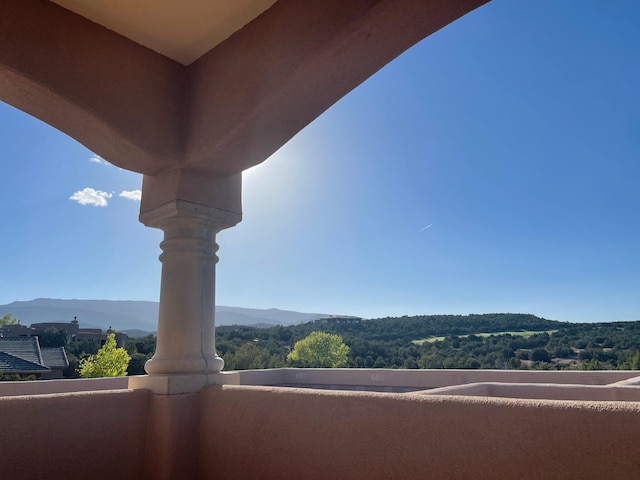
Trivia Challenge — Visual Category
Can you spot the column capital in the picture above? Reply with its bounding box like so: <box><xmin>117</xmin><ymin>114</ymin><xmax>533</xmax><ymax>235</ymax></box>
<box><xmin>140</xmin><ymin>169</ymin><xmax>242</xmax><ymax>217</ymax></box>
<box><xmin>139</xmin><ymin>199</ymin><xmax>241</xmax><ymax>232</ymax></box>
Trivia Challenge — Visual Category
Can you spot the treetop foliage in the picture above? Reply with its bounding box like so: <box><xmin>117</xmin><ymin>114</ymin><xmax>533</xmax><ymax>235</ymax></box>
<box><xmin>0</xmin><ymin>313</ymin><xmax>19</xmax><ymax>325</ymax></box>
<box><xmin>80</xmin><ymin>333</ymin><xmax>131</xmax><ymax>378</ymax></box>
<box><xmin>287</xmin><ymin>331</ymin><xmax>349</xmax><ymax>368</ymax></box>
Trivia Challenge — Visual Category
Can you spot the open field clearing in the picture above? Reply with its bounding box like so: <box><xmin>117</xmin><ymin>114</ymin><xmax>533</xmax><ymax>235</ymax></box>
<box><xmin>412</xmin><ymin>329</ymin><xmax>560</xmax><ymax>345</ymax></box>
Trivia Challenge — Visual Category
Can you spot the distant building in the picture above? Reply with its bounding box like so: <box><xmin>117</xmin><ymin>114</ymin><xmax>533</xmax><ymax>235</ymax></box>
<box><xmin>0</xmin><ymin>323</ymin><xmax>34</xmax><ymax>338</ymax></box>
<box><xmin>31</xmin><ymin>319</ymin><xmax>79</xmax><ymax>338</ymax></box>
<box><xmin>216</xmin><ymin>325</ymin><xmax>258</xmax><ymax>334</ymax></box>
<box><xmin>314</xmin><ymin>315</ymin><xmax>362</xmax><ymax>325</ymax></box>
<box><xmin>3</xmin><ymin>317</ymin><xmax>127</xmax><ymax>348</ymax></box>
<box><xmin>75</xmin><ymin>327</ymin><xmax>128</xmax><ymax>348</ymax></box>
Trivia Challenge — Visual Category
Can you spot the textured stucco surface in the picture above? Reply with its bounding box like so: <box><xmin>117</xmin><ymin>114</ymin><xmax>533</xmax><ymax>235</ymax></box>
<box><xmin>200</xmin><ymin>385</ymin><xmax>640</xmax><ymax>480</ymax></box>
<box><xmin>144</xmin><ymin>392</ymin><xmax>202</xmax><ymax>480</ymax></box>
<box><xmin>420</xmin><ymin>381</ymin><xmax>640</xmax><ymax>401</ymax></box>
<box><xmin>0</xmin><ymin>376</ymin><xmax>128</xmax><ymax>397</ymax></box>
<box><xmin>0</xmin><ymin>389</ymin><xmax>149</xmax><ymax>480</ymax></box>
<box><xmin>1</xmin><ymin>382</ymin><xmax>639</xmax><ymax>479</ymax></box>
<box><xmin>0</xmin><ymin>0</ymin><xmax>185</xmax><ymax>175</ymax></box>
<box><xmin>1</xmin><ymin>0</ymin><xmax>487</xmax><ymax>178</ymax></box>
<box><xmin>223</xmin><ymin>367</ymin><xmax>640</xmax><ymax>389</ymax></box>
<box><xmin>51</xmin><ymin>0</ymin><xmax>278</xmax><ymax>65</ymax></box>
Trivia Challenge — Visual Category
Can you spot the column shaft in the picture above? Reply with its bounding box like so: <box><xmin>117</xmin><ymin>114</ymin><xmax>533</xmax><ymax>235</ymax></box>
<box><xmin>140</xmin><ymin>199</ymin><xmax>240</xmax><ymax>376</ymax></box>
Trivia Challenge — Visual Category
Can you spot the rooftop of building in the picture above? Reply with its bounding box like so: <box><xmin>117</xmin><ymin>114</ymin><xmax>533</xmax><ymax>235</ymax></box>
<box><xmin>0</xmin><ymin>337</ymin><xmax>69</xmax><ymax>374</ymax></box>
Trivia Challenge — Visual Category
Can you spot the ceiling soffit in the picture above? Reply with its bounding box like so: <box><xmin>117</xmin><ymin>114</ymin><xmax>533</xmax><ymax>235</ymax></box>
<box><xmin>1</xmin><ymin>0</ymin><xmax>488</xmax><ymax>176</ymax></box>
<box><xmin>51</xmin><ymin>0</ymin><xmax>278</xmax><ymax>65</ymax></box>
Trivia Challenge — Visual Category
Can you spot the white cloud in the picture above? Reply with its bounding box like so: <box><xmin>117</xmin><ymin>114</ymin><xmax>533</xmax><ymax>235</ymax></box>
<box><xmin>89</xmin><ymin>154</ymin><xmax>108</xmax><ymax>165</ymax></box>
<box><xmin>119</xmin><ymin>190</ymin><xmax>142</xmax><ymax>202</ymax></box>
<box><xmin>69</xmin><ymin>188</ymin><xmax>113</xmax><ymax>207</ymax></box>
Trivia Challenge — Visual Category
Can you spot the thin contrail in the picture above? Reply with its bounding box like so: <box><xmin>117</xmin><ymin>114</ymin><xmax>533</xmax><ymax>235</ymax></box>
<box><xmin>419</xmin><ymin>224</ymin><xmax>433</xmax><ymax>232</ymax></box>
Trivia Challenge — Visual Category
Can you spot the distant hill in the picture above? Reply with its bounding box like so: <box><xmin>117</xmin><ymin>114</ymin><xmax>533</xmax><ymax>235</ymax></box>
<box><xmin>121</xmin><ymin>329</ymin><xmax>156</xmax><ymax>338</ymax></box>
<box><xmin>217</xmin><ymin>313</ymin><xmax>640</xmax><ymax>370</ymax></box>
<box><xmin>0</xmin><ymin>298</ymin><xmax>328</xmax><ymax>333</ymax></box>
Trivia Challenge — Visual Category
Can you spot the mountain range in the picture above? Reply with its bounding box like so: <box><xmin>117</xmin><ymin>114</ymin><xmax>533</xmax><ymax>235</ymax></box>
<box><xmin>0</xmin><ymin>298</ymin><xmax>329</xmax><ymax>336</ymax></box>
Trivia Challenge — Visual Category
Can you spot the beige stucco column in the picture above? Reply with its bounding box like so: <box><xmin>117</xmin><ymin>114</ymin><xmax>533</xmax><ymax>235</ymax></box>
<box><xmin>132</xmin><ymin>170</ymin><xmax>241</xmax><ymax>389</ymax></box>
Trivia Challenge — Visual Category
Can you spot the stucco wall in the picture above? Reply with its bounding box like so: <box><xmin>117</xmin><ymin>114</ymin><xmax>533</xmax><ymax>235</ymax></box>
<box><xmin>221</xmin><ymin>367</ymin><xmax>640</xmax><ymax>391</ymax></box>
<box><xmin>421</xmin><ymin>381</ymin><xmax>640</xmax><ymax>401</ymax></box>
<box><xmin>0</xmin><ymin>389</ymin><xmax>149</xmax><ymax>480</ymax></box>
<box><xmin>0</xmin><ymin>376</ymin><xmax>129</xmax><ymax>397</ymax></box>
<box><xmin>200</xmin><ymin>385</ymin><xmax>640</xmax><ymax>480</ymax></box>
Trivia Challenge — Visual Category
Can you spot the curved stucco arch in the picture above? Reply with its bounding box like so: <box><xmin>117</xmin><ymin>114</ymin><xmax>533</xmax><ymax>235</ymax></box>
<box><xmin>0</xmin><ymin>0</ymin><xmax>488</xmax><ymax>178</ymax></box>
<box><xmin>0</xmin><ymin>0</ymin><xmax>184</xmax><ymax>175</ymax></box>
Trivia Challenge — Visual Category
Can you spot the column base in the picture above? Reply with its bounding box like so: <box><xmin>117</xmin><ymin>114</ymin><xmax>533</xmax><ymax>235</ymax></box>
<box><xmin>144</xmin><ymin>354</ymin><xmax>224</xmax><ymax>376</ymax></box>
<box><xmin>128</xmin><ymin>371</ymin><xmax>237</xmax><ymax>394</ymax></box>
<box><xmin>129</xmin><ymin>374</ymin><xmax>208</xmax><ymax>394</ymax></box>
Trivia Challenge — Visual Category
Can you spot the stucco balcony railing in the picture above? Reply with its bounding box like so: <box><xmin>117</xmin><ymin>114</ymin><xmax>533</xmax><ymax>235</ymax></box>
<box><xmin>2</xmin><ymin>369</ymin><xmax>640</xmax><ymax>480</ymax></box>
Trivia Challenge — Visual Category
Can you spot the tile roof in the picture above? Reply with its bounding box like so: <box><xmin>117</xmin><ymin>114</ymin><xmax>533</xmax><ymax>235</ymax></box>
<box><xmin>0</xmin><ymin>337</ymin><xmax>44</xmax><ymax>364</ymax></box>
<box><xmin>0</xmin><ymin>352</ymin><xmax>50</xmax><ymax>374</ymax></box>
<box><xmin>41</xmin><ymin>347</ymin><xmax>69</xmax><ymax>368</ymax></box>
<box><xmin>0</xmin><ymin>337</ymin><xmax>51</xmax><ymax>374</ymax></box>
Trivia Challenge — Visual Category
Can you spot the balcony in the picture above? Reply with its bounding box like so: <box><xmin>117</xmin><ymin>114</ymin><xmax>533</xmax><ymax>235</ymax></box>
<box><xmin>2</xmin><ymin>368</ymin><xmax>640</xmax><ymax>479</ymax></box>
<box><xmin>3</xmin><ymin>1</ymin><xmax>639</xmax><ymax>478</ymax></box>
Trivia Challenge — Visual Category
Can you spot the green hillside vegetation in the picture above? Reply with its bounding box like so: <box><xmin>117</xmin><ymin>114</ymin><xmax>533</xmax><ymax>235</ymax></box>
<box><xmin>215</xmin><ymin>314</ymin><xmax>640</xmax><ymax>371</ymax></box>
<box><xmin>58</xmin><ymin>313</ymin><xmax>640</xmax><ymax>376</ymax></box>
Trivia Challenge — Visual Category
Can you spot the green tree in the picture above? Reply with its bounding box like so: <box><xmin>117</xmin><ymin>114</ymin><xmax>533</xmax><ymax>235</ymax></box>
<box><xmin>0</xmin><ymin>313</ymin><xmax>19</xmax><ymax>325</ymax></box>
<box><xmin>620</xmin><ymin>351</ymin><xmax>640</xmax><ymax>370</ymax></box>
<box><xmin>39</xmin><ymin>327</ymin><xmax>68</xmax><ymax>348</ymax></box>
<box><xmin>224</xmin><ymin>342</ymin><xmax>284</xmax><ymax>370</ymax></box>
<box><xmin>531</xmin><ymin>348</ymin><xmax>551</xmax><ymax>363</ymax></box>
<box><xmin>0</xmin><ymin>372</ymin><xmax>36</xmax><ymax>381</ymax></box>
<box><xmin>126</xmin><ymin>334</ymin><xmax>156</xmax><ymax>356</ymax></box>
<box><xmin>80</xmin><ymin>333</ymin><xmax>131</xmax><ymax>378</ymax></box>
<box><xmin>126</xmin><ymin>352</ymin><xmax>149</xmax><ymax>376</ymax></box>
<box><xmin>287</xmin><ymin>331</ymin><xmax>349</xmax><ymax>368</ymax></box>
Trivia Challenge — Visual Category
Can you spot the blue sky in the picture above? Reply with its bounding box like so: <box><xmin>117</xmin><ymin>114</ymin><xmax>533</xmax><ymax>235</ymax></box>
<box><xmin>1</xmin><ymin>1</ymin><xmax>639</xmax><ymax>323</ymax></box>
